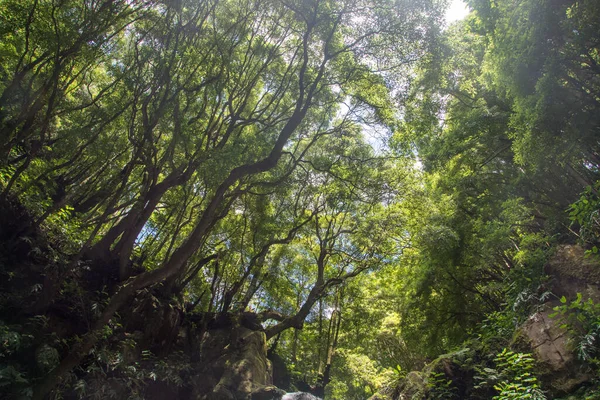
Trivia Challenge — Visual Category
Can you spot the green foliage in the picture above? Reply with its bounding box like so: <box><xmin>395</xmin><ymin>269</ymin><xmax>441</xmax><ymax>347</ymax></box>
<box><xmin>0</xmin><ymin>0</ymin><xmax>445</xmax><ymax>395</ymax></box>
<box><xmin>476</xmin><ymin>311</ymin><xmax>516</xmax><ymax>353</ymax></box>
<box><xmin>426</xmin><ymin>370</ymin><xmax>459</xmax><ymax>399</ymax></box>
<box><xmin>0</xmin><ymin>322</ymin><xmax>31</xmax><ymax>395</ymax></box>
<box><xmin>492</xmin><ymin>349</ymin><xmax>546</xmax><ymax>400</ymax></box>
<box><xmin>475</xmin><ymin>349</ymin><xmax>546</xmax><ymax>400</ymax></box>
<box><xmin>569</xmin><ymin>183</ymin><xmax>600</xmax><ymax>255</ymax></box>
<box><xmin>0</xmin><ymin>0</ymin><xmax>598</xmax><ymax>398</ymax></box>
<box><xmin>325</xmin><ymin>350</ymin><xmax>387</xmax><ymax>399</ymax></box>
<box><xmin>0</xmin><ymin>323</ymin><xmax>22</xmax><ymax>356</ymax></box>
<box><xmin>79</xmin><ymin>345</ymin><xmax>191</xmax><ymax>399</ymax></box>
<box><xmin>551</xmin><ymin>294</ymin><xmax>600</xmax><ymax>368</ymax></box>
<box><xmin>392</xmin><ymin>0</ymin><xmax>600</xmax><ymax>365</ymax></box>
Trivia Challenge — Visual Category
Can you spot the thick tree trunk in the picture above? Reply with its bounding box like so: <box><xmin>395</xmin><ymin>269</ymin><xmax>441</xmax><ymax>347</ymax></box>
<box><xmin>32</xmin><ymin>16</ymin><xmax>324</xmax><ymax>396</ymax></box>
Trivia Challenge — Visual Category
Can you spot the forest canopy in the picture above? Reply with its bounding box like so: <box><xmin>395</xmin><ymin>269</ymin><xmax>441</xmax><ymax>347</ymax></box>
<box><xmin>0</xmin><ymin>0</ymin><xmax>598</xmax><ymax>399</ymax></box>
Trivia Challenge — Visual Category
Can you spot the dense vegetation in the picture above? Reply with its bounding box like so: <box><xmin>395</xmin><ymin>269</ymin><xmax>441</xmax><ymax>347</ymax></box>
<box><xmin>0</xmin><ymin>0</ymin><xmax>598</xmax><ymax>399</ymax></box>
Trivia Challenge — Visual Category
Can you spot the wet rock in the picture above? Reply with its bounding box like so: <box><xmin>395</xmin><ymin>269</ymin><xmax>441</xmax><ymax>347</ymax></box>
<box><xmin>251</xmin><ymin>385</ymin><xmax>286</xmax><ymax>399</ymax></box>
<box><xmin>282</xmin><ymin>392</ymin><xmax>322</xmax><ymax>400</ymax></box>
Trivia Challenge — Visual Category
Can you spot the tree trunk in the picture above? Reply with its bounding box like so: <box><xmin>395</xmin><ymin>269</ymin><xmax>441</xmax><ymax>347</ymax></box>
<box><xmin>265</xmin><ymin>281</ymin><xmax>323</xmax><ymax>340</ymax></box>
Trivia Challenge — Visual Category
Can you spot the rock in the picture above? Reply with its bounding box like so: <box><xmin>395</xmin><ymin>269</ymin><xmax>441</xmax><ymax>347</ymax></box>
<box><xmin>269</xmin><ymin>351</ymin><xmax>291</xmax><ymax>390</ymax></box>
<box><xmin>512</xmin><ymin>244</ymin><xmax>600</xmax><ymax>394</ymax></box>
<box><xmin>397</xmin><ymin>371</ymin><xmax>426</xmax><ymax>400</ymax></box>
<box><xmin>422</xmin><ymin>348</ymin><xmax>475</xmax><ymax>398</ymax></box>
<box><xmin>519</xmin><ymin>308</ymin><xmax>592</xmax><ymax>394</ymax></box>
<box><xmin>195</xmin><ymin>327</ymin><xmax>275</xmax><ymax>399</ymax></box>
<box><xmin>251</xmin><ymin>385</ymin><xmax>286</xmax><ymax>399</ymax></box>
<box><xmin>545</xmin><ymin>245</ymin><xmax>600</xmax><ymax>303</ymax></box>
<box><xmin>521</xmin><ymin>310</ymin><xmax>572</xmax><ymax>370</ymax></box>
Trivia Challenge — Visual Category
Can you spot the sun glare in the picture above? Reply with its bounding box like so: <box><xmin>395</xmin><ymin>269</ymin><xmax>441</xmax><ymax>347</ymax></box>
<box><xmin>446</xmin><ymin>0</ymin><xmax>470</xmax><ymax>24</ymax></box>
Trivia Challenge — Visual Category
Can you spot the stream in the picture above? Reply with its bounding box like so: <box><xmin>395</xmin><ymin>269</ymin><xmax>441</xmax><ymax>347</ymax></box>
<box><xmin>282</xmin><ymin>393</ymin><xmax>322</xmax><ymax>399</ymax></box>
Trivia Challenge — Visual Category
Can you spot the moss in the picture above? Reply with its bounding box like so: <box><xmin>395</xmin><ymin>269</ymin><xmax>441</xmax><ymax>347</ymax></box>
<box><xmin>509</xmin><ymin>328</ymin><xmax>533</xmax><ymax>354</ymax></box>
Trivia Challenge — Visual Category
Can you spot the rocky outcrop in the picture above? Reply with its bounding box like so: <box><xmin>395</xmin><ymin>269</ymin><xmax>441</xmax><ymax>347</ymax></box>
<box><xmin>519</xmin><ymin>309</ymin><xmax>590</xmax><ymax>394</ymax></box>
<box><xmin>516</xmin><ymin>244</ymin><xmax>600</xmax><ymax>394</ymax></box>
<box><xmin>545</xmin><ymin>244</ymin><xmax>600</xmax><ymax>303</ymax></box>
<box><xmin>190</xmin><ymin>324</ymin><xmax>278</xmax><ymax>400</ymax></box>
<box><xmin>521</xmin><ymin>310</ymin><xmax>571</xmax><ymax>371</ymax></box>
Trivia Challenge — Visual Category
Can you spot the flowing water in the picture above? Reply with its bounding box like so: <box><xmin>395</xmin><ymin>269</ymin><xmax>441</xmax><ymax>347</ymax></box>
<box><xmin>282</xmin><ymin>393</ymin><xmax>322</xmax><ymax>400</ymax></box>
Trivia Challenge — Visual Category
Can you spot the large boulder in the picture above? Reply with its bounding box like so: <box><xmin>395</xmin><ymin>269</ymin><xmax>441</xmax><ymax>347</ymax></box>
<box><xmin>517</xmin><ymin>244</ymin><xmax>600</xmax><ymax>394</ymax></box>
<box><xmin>191</xmin><ymin>324</ymin><xmax>277</xmax><ymax>400</ymax></box>
<box><xmin>268</xmin><ymin>351</ymin><xmax>292</xmax><ymax>391</ymax></box>
<box><xmin>519</xmin><ymin>309</ymin><xmax>590</xmax><ymax>394</ymax></box>
<box><xmin>520</xmin><ymin>310</ymin><xmax>571</xmax><ymax>369</ymax></box>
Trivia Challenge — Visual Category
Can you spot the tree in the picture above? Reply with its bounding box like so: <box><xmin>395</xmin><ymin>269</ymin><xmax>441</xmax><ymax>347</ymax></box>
<box><xmin>0</xmin><ymin>0</ymin><xmax>444</xmax><ymax>397</ymax></box>
<box><xmin>392</xmin><ymin>0</ymin><xmax>600</xmax><ymax>355</ymax></box>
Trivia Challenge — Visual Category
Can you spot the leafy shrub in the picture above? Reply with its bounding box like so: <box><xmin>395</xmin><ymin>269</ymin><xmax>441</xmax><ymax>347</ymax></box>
<box><xmin>551</xmin><ymin>294</ymin><xmax>600</xmax><ymax>368</ymax></box>
<box><xmin>569</xmin><ymin>183</ymin><xmax>600</xmax><ymax>255</ymax></box>
<box><xmin>475</xmin><ymin>348</ymin><xmax>546</xmax><ymax>400</ymax></box>
<box><xmin>0</xmin><ymin>322</ymin><xmax>31</xmax><ymax>396</ymax></box>
<box><xmin>426</xmin><ymin>370</ymin><xmax>458</xmax><ymax>399</ymax></box>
